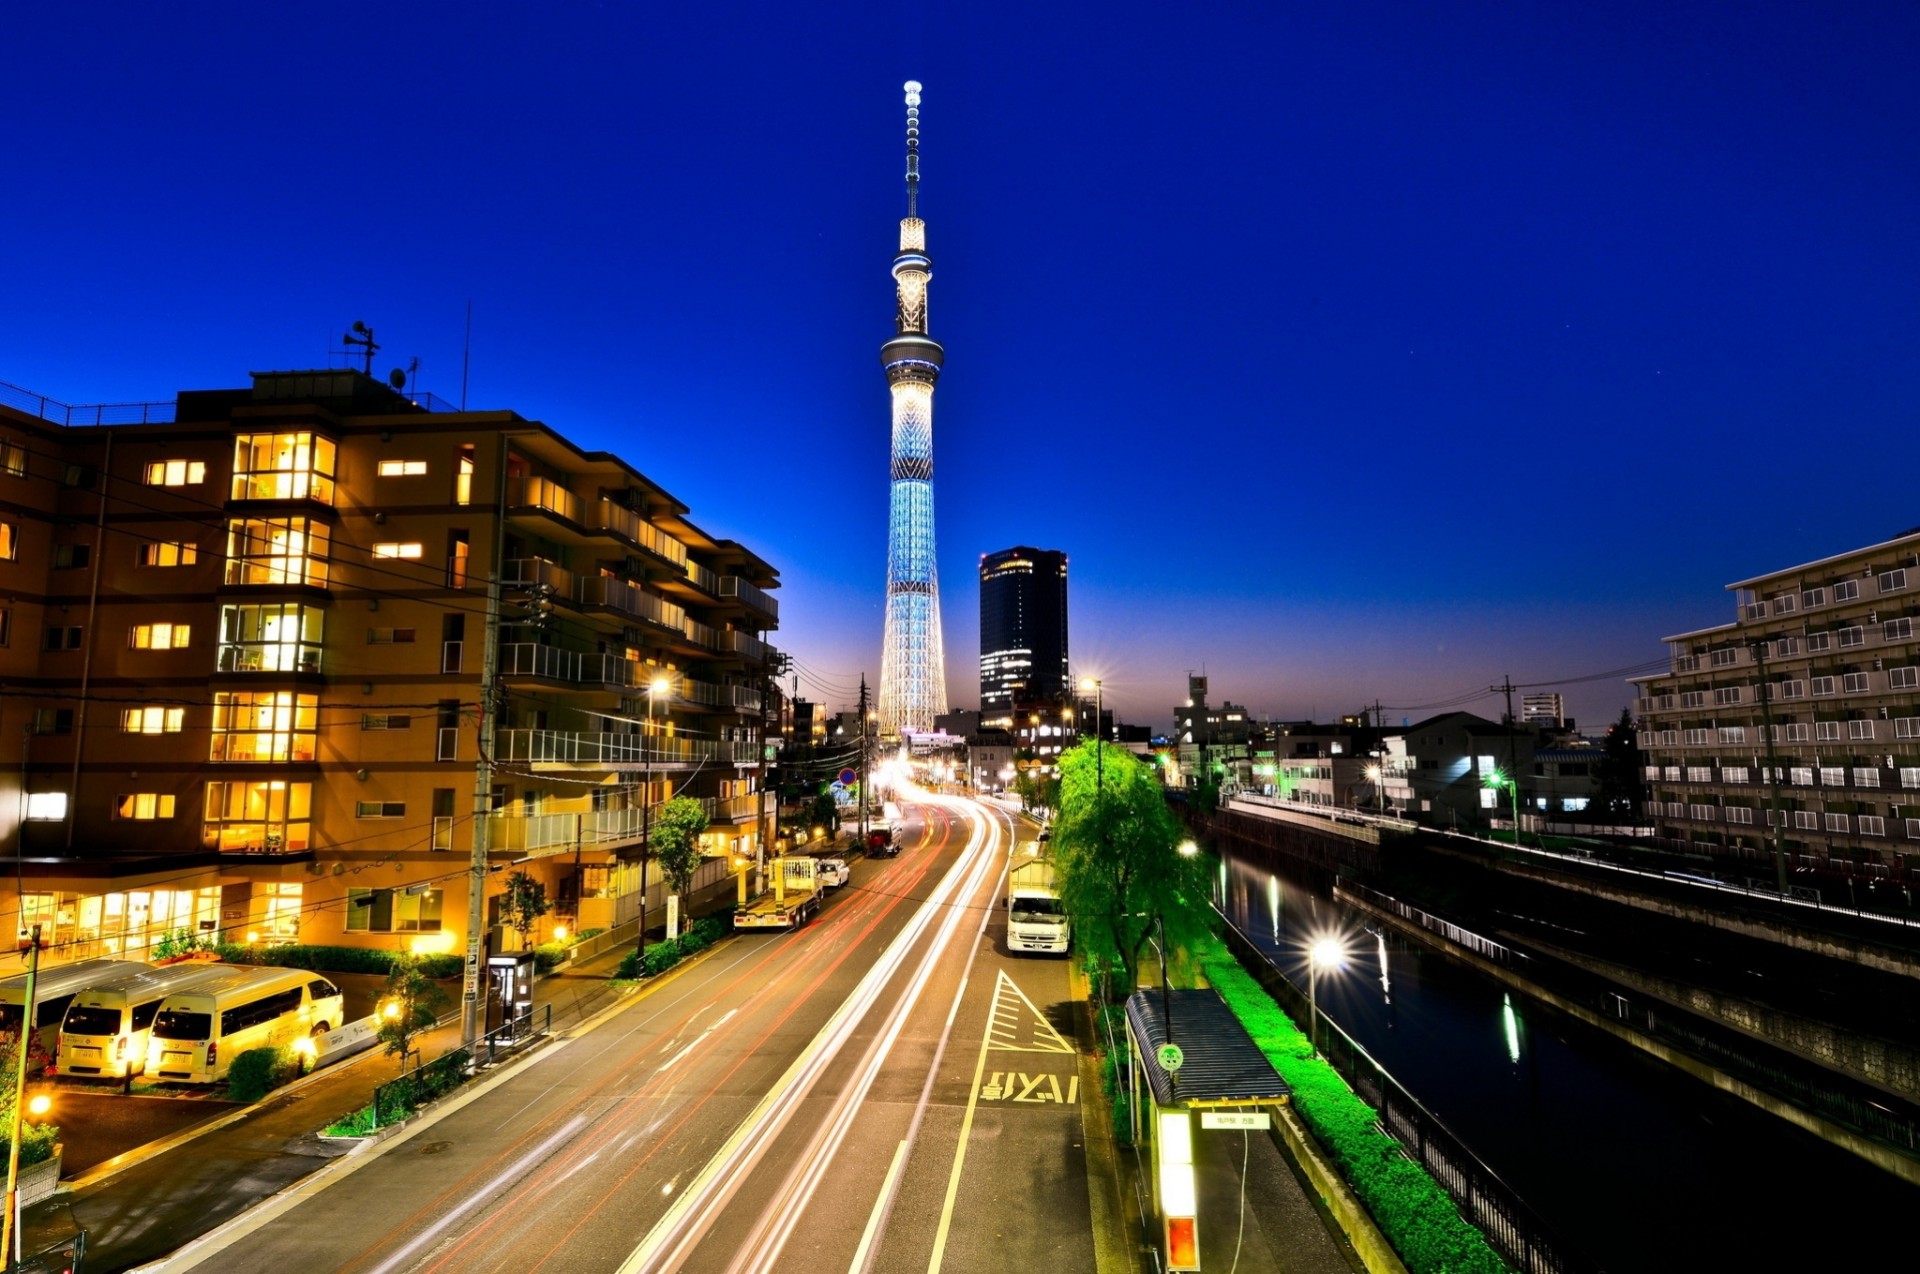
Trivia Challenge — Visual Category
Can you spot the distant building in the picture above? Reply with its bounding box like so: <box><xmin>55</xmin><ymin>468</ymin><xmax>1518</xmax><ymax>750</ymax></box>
<box><xmin>935</xmin><ymin>708</ymin><xmax>983</xmax><ymax>738</ymax></box>
<box><xmin>1390</xmin><ymin>711</ymin><xmax>1539</xmax><ymax>828</ymax></box>
<box><xmin>979</xmin><ymin>547</ymin><xmax>1068</xmax><ymax>730</ymax></box>
<box><xmin>1171</xmin><ymin>675</ymin><xmax>1259</xmax><ymax>786</ymax></box>
<box><xmin>1521</xmin><ymin>693</ymin><xmax>1566</xmax><ymax>727</ymax></box>
<box><xmin>1631</xmin><ymin>528</ymin><xmax>1920</xmax><ymax>877</ymax></box>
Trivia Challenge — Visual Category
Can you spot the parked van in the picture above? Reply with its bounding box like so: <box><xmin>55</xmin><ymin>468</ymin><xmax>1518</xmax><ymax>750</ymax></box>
<box><xmin>0</xmin><ymin>959</ymin><xmax>148</xmax><ymax>1052</ymax></box>
<box><xmin>146</xmin><ymin>968</ymin><xmax>344</xmax><ymax>1083</ymax></box>
<box><xmin>58</xmin><ymin>963</ymin><xmax>238</xmax><ymax>1079</ymax></box>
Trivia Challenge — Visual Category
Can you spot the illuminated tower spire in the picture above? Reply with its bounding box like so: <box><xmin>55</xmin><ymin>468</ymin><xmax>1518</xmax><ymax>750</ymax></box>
<box><xmin>877</xmin><ymin>79</ymin><xmax>948</xmax><ymax>736</ymax></box>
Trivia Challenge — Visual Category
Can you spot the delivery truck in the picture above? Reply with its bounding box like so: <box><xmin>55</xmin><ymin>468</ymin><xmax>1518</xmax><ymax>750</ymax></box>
<box><xmin>734</xmin><ymin>856</ymin><xmax>823</xmax><ymax>930</ymax></box>
<box><xmin>1007</xmin><ymin>857</ymin><xmax>1070</xmax><ymax>955</ymax></box>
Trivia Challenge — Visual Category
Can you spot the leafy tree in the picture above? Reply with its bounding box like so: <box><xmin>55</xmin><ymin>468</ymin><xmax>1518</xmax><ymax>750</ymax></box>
<box><xmin>500</xmin><ymin>869</ymin><xmax>551</xmax><ymax>951</ymax></box>
<box><xmin>1592</xmin><ymin>707</ymin><xmax>1646</xmax><ymax>823</ymax></box>
<box><xmin>377</xmin><ymin>952</ymin><xmax>450</xmax><ymax>1068</ymax></box>
<box><xmin>1050</xmin><ymin>741</ymin><xmax>1212</xmax><ymax>999</ymax></box>
<box><xmin>651</xmin><ymin>795</ymin><xmax>712</xmax><ymax>938</ymax></box>
<box><xmin>0</xmin><ymin>1035</ymin><xmax>58</xmax><ymax>1166</ymax></box>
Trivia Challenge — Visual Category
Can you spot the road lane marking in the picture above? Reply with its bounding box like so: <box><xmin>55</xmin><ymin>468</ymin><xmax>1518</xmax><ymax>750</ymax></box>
<box><xmin>977</xmin><ymin>1071</ymin><xmax>1078</xmax><ymax>1103</ymax></box>
<box><xmin>986</xmin><ymin>969</ymin><xmax>1076</xmax><ymax>1054</ymax></box>
<box><xmin>366</xmin><ymin>1116</ymin><xmax>587</xmax><ymax>1274</ymax></box>
<box><xmin>656</xmin><ymin>1007</ymin><xmax>738</xmax><ymax>1073</ymax></box>
<box><xmin>847</xmin><ymin>1139</ymin><xmax>910</xmax><ymax>1274</ymax></box>
<box><xmin>928</xmin><ymin>951</ymin><xmax>1000</xmax><ymax>1273</ymax></box>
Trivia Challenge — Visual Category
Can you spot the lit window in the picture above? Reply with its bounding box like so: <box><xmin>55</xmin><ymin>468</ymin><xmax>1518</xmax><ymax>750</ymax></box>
<box><xmin>217</xmin><ymin>603</ymin><xmax>323</xmax><ymax>673</ymax></box>
<box><xmin>210</xmin><ymin>691</ymin><xmax>319</xmax><ymax>762</ymax></box>
<box><xmin>378</xmin><ymin>460</ymin><xmax>429</xmax><ymax>477</ymax></box>
<box><xmin>144</xmin><ymin>459</ymin><xmax>207</xmax><ymax>486</ymax></box>
<box><xmin>25</xmin><ymin>793</ymin><xmax>67</xmax><ymax>821</ymax></box>
<box><xmin>0</xmin><ymin>520</ymin><xmax>16</xmax><ymax>561</ymax></box>
<box><xmin>232</xmin><ymin>433</ymin><xmax>336</xmax><ymax>503</ymax></box>
<box><xmin>355</xmin><ymin>801</ymin><xmax>406</xmax><ymax>819</ymax></box>
<box><xmin>224</xmin><ymin>517</ymin><xmax>330</xmax><ymax>587</ymax></box>
<box><xmin>203</xmin><ymin>780</ymin><xmax>311</xmax><ymax>853</ymax></box>
<box><xmin>122</xmin><ymin>707</ymin><xmax>186</xmax><ymax>734</ymax></box>
<box><xmin>345</xmin><ymin>887</ymin><xmax>443</xmax><ymax>932</ymax></box>
<box><xmin>129</xmin><ymin>623</ymin><xmax>191</xmax><ymax>650</ymax></box>
<box><xmin>115</xmin><ymin>793</ymin><xmax>177</xmax><ymax>820</ymax></box>
<box><xmin>137</xmin><ymin>541</ymin><xmax>199</xmax><ymax>567</ymax></box>
<box><xmin>373</xmin><ymin>542</ymin><xmax>425</xmax><ymax>559</ymax></box>
<box><xmin>0</xmin><ymin>443</ymin><xmax>23</xmax><ymax>477</ymax></box>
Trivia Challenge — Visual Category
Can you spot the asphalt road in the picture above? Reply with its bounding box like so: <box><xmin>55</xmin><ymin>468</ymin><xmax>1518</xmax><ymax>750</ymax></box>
<box><xmin>166</xmin><ymin>792</ymin><xmax>1100</xmax><ymax>1274</ymax></box>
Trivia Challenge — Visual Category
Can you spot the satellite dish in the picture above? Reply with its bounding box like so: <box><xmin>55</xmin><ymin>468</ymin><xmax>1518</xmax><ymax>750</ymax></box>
<box><xmin>388</xmin><ymin>368</ymin><xmax>407</xmax><ymax>389</ymax></box>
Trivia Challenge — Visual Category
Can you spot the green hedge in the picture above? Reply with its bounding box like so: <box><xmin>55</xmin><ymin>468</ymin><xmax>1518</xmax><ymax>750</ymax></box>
<box><xmin>212</xmin><ymin>943</ymin><xmax>463</xmax><ymax>979</ymax></box>
<box><xmin>226</xmin><ymin>1045</ymin><xmax>300</xmax><ymax>1103</ymax></box>
<box><xmin>614</xmin><ymin>914</ymin><xmax>731</xmax><ymax>980</ymax></box>
<box><xmin>1192</xmin><ymin>932</ymin><xmax>1511</xmax><ymax>1274</ymax></box>
<box><xmin>323</xmin><ymin>1048</ymin><xmax>472</xmax><ymax>1137</ymax></box>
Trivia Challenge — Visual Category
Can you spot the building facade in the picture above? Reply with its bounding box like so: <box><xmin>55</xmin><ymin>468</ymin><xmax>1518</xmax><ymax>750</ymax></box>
<box><xmin>877</xmin><ymin>81</ymin><xmax>949</xmax><ymax>735</ymax></box>
<box><xmin>0</xmin><ymin>367</ymin><xmax>778</xmax><ymax>964</ymax></box>
<box><xmin>978</xmin><ymin>546</ymin><xmax>1069</xmax><ymax>729</ymax></box>
<box><xmin>1632</xmin><ymin>530</ymin><xmax>1920</xmax><ymax>881</ymax></box>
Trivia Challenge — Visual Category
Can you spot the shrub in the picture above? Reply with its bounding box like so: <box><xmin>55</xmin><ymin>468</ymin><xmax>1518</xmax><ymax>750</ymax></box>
<box><xmin>1192</xmin><ymin>931</ymin><xmax>1511</xmax><ymax>1274</ymax></box>
<box><xmin>226</xmin><ymin>1045</ymin><xmax>298</xmax><ymax>1103</ymax></box>
<box><xmin>211</xmin><ymin>943</ymin><xmax>461</xmax><ymax>979</ymax></box>
<box><xmin>613</xmin><ymin>914</ymin><xmax>731</xmax><ymax>980</ymax></box>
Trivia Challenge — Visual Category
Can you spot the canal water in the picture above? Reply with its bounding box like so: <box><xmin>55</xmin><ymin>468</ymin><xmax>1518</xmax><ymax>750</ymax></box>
<box><xmin>1217</xmin><ymin>850</ymin><xmax>1918</xmax><ymax>1271</ymax></box>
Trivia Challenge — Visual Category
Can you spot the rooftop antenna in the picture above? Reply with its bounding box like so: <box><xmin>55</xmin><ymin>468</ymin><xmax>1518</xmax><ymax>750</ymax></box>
<box><xmin>903</xmin><ymin>80</ymin><xmax>922</xmax><ymax>218</ymax></box>
<box><xmin>461</xmin><ymin>300</ymin><xmax>473</xmax><ymax>410</ymax></box>
<box><xmin>343</xmin><ymin>321</ymin><xmax>379</xmax><ymax>376</ymax></box>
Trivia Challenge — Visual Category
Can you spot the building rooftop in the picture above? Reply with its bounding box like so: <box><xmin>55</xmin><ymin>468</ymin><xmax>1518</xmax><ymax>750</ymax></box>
<box><xmin>1125</xmin><ymin>987</ymin><xmax>1290</xmax><ymax>1107</ymax></box>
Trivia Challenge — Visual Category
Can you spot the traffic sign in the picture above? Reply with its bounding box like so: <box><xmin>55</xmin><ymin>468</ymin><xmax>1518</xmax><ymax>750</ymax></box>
<box><xmin>839</xmin><ymin>768</ymin><xmax>858</xmax><ymax>785</ymax></box>
<box><xmin>1156</xmin><ymin>1043</ymin><xmax>1184</xmax><ymax>1072</ymax></box>
<box><xmin>1200</xmin><ymin>1111</ymin><xmax>1270</xmax><ymax>1131</ymax></box>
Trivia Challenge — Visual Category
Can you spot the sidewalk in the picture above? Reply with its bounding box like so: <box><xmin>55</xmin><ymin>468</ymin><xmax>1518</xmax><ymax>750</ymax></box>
<box><xmin>22</xmin><ymin>944</ymin><xmax>640</xmax><ymax>1273</ymax></box>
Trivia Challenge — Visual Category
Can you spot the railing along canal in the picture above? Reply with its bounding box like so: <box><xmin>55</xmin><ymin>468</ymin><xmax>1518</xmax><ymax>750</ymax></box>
<box><xmin>1215</xmin><ymin>913</ymin><xmax>1598</xmax><ymax>1274</ymax></box>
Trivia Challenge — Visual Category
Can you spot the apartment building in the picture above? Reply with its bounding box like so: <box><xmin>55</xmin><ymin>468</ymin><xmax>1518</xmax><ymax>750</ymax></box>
<box><xmin>0</xmin><ymin>368</ymin><xmax>779</xmax><ymax>962</ymax></box>
<box><xmin>1632</xmin><ymin>529</ymin><xmax>1920</xmax><ymax>879</ymax></box>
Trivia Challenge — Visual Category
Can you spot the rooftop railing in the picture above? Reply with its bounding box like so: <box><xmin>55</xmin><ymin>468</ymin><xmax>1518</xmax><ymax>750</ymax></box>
<box><xmin>0</xmin><ymin>378</ymin><xmax>174</xmax><ymax>425</ymax></box>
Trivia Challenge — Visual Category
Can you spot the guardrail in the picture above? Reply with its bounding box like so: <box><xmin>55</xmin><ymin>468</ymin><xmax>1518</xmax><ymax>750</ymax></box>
<box><xmin>0</xmin><ymin>377</ymin><xmax>173</xmax><ymax>425</ymax></box>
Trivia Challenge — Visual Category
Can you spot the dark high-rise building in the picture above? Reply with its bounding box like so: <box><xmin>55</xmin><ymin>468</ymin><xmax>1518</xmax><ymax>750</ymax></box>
<box><xmin>979</xmin><ymin>547</ymin><xmax>1068</xmax><ymax>728</ymax></box>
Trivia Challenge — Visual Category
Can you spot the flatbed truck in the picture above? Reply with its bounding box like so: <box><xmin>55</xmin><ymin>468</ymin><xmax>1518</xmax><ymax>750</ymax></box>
<box><xmin>734</xmin><ymin>856</ymin><xmax>822</xmax><ymax>930</ymax></box>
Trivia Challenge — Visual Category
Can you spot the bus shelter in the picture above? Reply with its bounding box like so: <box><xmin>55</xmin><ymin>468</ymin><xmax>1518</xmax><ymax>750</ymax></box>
<box><xmin>1126</xmin><ymin>987</ymin><xmax>1290</xmax><ymax>1272</ymax></box>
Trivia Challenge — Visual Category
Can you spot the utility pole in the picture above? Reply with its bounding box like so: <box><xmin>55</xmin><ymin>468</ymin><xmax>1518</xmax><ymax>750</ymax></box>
<box><xmin>461</xmin><ymin>440</ymin><xmax>509</xmax><ymax>1050</ymax></box>
<box><xmin>1492</xmin><ymin>676</ymin><xmax>1522</xmax><ymax>844</ymax></box>
<box><xmin>858</xmin><ymin>675</ymin><xmax>871</xmax><ymax>845</ymax></box>
<box><xmin>1749</xmin><ymin>640</ymin><xmax>1790</xmax><ymax>895</ymax></box>
<box><xmin>756</xmin><ymin>646</ymin><xmax>789</xmax><ymax>887</ymax></box>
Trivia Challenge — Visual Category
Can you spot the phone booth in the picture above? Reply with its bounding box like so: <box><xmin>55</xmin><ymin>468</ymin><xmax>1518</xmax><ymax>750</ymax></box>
<box><xmin>486</xmin><ymin>950</ymin><xmax>536</xmax><ymax>1040</ymax></box>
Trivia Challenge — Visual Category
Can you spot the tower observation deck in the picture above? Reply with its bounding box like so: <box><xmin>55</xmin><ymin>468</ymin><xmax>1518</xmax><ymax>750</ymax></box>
<box><xmin>877</xmin><ymin>80</ymin><xmax>947</xmax><ymax>735</ymax></box>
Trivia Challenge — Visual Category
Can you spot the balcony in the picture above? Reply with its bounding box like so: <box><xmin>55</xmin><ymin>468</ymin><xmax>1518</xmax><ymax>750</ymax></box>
<box><xmin>720</xmin><ymin>575</ymin><xmax>778</xmax><ymax>622</ymax></box>
<box><xmin>678</xmin><ymin>679</ymin><xmax>762</xmax><ymax>713</ymax></box>
<box><xmin>494</xmin><ymin>728</ymin><xmax>720</xmax><ymax>767</ymax></box>
<box><xmin>683</xmin><ymin>618</ymin><xmax>718</xmax><ymax>651</ymax></box>
<box><xmin>587</xmin><ymin>499</ymin><xmax>688</xmax><ymax>567</ymax></box>
<box><xmin>724</xmin><ymin>630</ymin><xmax>770</xmax><ymax>663</ymax></box>
<box><xmin>576</xmin><ymin>575</ymin><xmax>687</xmax><ymax>632</ymax></box>
<box><xmin>511</xmin><ymin>476</ymin><xmax>582</xmax><ymax>524</ymax></box>
<box><xmin>485</xmin><ymin>792</ymin><xmax>762</xmax><ymax>856</ymax></box>
<box><xmin>502</xmin><ymin>557</ymin><xmax>576</xmax><ymax>596</ymax></box>
<box><xmin>498</xmin><ymin>644</ymin><xmax>648</xmax><ymax>691</ymax></box>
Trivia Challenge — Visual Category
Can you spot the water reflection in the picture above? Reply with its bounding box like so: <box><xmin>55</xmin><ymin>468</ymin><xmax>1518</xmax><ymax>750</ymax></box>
<box><xmin>1214</xmin><ymin>845</ymin><xmax>1917</xmax><ymax>1271</ymax></box>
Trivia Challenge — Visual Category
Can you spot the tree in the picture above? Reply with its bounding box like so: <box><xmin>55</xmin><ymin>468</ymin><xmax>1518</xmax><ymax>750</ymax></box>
<box><xmin>500</xmin><ymin>869</ymin><xmax>551</xmax><ymax>952</ymax></box>
<box><xmin>1050</xmin><ymin>741</ymin><xmax>1212</xmax><ymax>999</ymax></box>
<box><xmin>1592</xmin><ymin>707</ymin><xmax>1646</xmax><ymax>824</ymax></box>
<box><xmin>376</xmin><ymin>952</ymin><xmax>449</xmax><ymax>1068</ymax></box>
<box><xmin>650</xmin><ymin>795</ymin><xmax>712</xmax><ymax>939</ymax></box>
<box><xmin>1012</xmin><ymin>753</ymin><xmax>1059</xmax><ymax>816</ymax></box>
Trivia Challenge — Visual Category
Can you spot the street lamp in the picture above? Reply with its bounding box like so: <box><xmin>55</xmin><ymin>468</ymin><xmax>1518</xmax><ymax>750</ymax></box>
<box><xmin>1306</xmin><ymin>933</ymin><xmax>1347</xmax><ymax>1057</ymax></box>
<box><xmin>3</xmin><ymin>925</ymin><xmax>41</xmax><ymax>1265</ymax></box>
<box><xmin>634</xmin><ymin>675</ymin><xmax>672</xmax><ymax>966</ymax></box>
<box><xmin>1177</xmin><ymin>839</ymin><xmax>1198</xmax><ymax>858</ymax></box>
<box><xmin>1483</xmin><ymin>767</ymin><xmax>1521</xmax><ymax>846</ymax></box>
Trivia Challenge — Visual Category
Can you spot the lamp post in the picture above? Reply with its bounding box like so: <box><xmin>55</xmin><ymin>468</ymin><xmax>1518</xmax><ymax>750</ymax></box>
<box><xmin>1307</xmin><ymin>934</ymin><xmax>1345</xmax><ymax>1058</ymax></box>
<box><xmin>1484</xmin><ymin>768</ymin><xmax>1521</xmax><ymax>847</ymax></box>
<box><xmin>634</xmin><ymin>675</ymin><xmax>672</xmax><ymax>965</ymax></box>
<box><xmin>3</xmin><ymin>924</ymin><xmax>41</xmax><ymax>1266</ymax></box>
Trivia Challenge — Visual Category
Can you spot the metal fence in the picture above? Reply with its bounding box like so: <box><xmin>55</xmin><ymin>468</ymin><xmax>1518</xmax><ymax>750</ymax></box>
<box><xmin>1337</xmin><ymin>879</ymin><xmax>1517</xmax><ymax>967</ymax></box>
<box><xmin>10</xmin><ymin>1229</ymin><xmax>85</xmax><ymax>1273</ymax></box>
<box><xmin>0</xmin><ymin>378</ymin><xmax>172</xmax><ymax>425</ymax></box>
<box><xmin>1217</xmin><ymin>920</ymin><xmax>1598</xmax><ymax>1274</ymax></box>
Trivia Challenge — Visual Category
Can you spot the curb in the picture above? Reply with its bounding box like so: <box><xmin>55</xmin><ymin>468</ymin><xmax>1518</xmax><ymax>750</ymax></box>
<box><xmin>128</xmin><ymin>938</ymin><xmax>732</xmax><ymax>1272</ymax></box>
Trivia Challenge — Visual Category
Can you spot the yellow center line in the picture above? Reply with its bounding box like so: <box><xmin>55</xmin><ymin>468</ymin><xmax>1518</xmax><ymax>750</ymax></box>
<box><xmin>927</xmin><ymin>934</ymin><xmax>1005</xmax><ymax>1270</ymax></box>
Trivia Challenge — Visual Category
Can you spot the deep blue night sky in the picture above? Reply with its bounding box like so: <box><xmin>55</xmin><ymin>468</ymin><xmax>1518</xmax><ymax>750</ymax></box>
<box><xmin>7</xmin><ymin>2</ymin><xmax>1919</xmax><ymax>731</ymax></box>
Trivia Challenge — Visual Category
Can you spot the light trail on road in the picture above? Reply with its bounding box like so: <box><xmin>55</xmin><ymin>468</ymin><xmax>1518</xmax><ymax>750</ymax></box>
<box><xmin>620</xmin><ymin>792</ymin><xmax>1008</xmax><ymax>1274</ymax></box>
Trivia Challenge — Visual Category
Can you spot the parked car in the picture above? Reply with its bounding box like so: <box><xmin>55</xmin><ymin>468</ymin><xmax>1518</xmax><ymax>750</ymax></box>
<box><xmin>816</xmin><ymin>857</ymin><xmax>850</xmax><ymax>887</ymax></box>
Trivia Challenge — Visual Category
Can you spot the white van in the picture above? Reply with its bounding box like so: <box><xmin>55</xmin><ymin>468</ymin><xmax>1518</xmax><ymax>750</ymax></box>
<box><xmin>58</xmin><ymin>963</ymin><xmax>238</xmax><ymax>1079</ymax></box>
<box><xmin>0</xmin><ymin>958</ymin><xmax>149</xmax><ymax>1052</ymax></box>
<box><xmin>146</xmin><ymin>968</ymin><xmax>345</xmax><ymax>1083</ymax></box>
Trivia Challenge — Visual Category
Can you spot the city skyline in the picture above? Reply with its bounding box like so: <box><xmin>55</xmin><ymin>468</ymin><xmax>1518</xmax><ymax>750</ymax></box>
<box><xmin>6</xmin><ymin>3</ymin><xmax>1920</xmax><ymax>731</ymax></box>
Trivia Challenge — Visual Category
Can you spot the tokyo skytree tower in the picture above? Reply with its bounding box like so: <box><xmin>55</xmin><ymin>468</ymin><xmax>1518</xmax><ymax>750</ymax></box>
<box><xmin>877</xmin><ymin>80</ymin><xmax>947</xmax><ymax>735</ymax></box>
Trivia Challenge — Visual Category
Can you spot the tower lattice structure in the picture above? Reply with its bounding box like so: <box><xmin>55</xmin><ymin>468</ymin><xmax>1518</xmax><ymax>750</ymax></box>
<box><xmin>878</xmin><ymin>80</ymin><xmax>947</xmax><ymax>735</ymax></box>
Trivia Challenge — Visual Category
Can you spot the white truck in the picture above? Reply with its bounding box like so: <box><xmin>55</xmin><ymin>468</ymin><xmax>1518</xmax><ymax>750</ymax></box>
<box><xmin>1006</xmin><ymin>857</ymin><xmax>1070</xmax><ymax>955</ymax></box>
<box><xmin>734</xmin><ymin>856</ymin><xmax>823</xmax><ymax>930</ymax></box>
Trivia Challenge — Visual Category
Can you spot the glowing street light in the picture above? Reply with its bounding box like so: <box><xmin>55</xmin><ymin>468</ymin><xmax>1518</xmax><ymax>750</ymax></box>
<box><xmin>1483</xmin><ymin>767</ymin><xmax>1521</xmax><ymax>845</ymax></box>
<box><xmin>23</xmin><ymin>1097</ymin><xmax>48</xmax><ymax>1121</ymax></box>
<box><xmin>1307</xmin><ymin>934</ymin><xmax>1348</xmax><ymax>1057</ymax></box>
<box><xmin>1176</xmin><ymin>839</ymin><xmax>1198</xmax><ymax>858</ymax></box>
